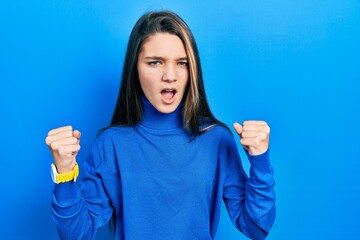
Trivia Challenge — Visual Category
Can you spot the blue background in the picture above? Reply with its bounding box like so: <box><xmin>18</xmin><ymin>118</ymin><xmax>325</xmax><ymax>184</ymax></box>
<box><xmin>1</xmin><ymin>0</ymin><xmax>359</xmax><ymax>239</ymax></box>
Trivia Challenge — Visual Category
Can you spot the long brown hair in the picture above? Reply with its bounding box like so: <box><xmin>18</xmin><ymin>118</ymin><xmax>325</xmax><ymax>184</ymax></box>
<box><xmin>110</xmin><ymin>10</ymin><xmax>227</xmax><ymax>136</ymax></box>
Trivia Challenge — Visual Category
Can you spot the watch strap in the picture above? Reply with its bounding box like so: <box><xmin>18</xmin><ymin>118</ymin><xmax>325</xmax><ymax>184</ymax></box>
<box><xmin>51</xmin><ymin>163</ymin><xmax>79</xmax><ymax>184</ymax></box>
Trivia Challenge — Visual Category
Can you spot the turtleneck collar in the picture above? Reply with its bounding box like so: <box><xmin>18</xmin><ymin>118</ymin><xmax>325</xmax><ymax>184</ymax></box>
<box><xmin>139</xmin><ymin>96</ymin><xmax>183</xmax><ymax>130</ymax></box>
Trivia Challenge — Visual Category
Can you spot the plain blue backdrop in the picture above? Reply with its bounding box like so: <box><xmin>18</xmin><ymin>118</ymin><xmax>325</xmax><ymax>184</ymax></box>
<box><xmin>1</xmin><ymin>0</ymin><xmax>359</xmax><ymax>239</ymax></box>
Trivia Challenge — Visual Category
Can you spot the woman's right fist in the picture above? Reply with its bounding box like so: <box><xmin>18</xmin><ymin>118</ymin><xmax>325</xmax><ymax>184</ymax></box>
<box><xmin>45</xmin><ymin>126</ymin><xmax>81</xmax><ymax>173</ymax></box>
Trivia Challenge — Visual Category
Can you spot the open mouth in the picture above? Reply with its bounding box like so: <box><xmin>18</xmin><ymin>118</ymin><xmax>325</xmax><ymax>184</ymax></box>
<box><xmin>161</xmin><ymin>88</ymin><xmax>177</xmax><ymax>103</ymax></box>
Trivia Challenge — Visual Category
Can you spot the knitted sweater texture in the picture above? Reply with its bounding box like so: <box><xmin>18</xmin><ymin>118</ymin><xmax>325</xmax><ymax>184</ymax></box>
<box><xmin>52</xmin><ymin>98</ymin><xmax>276</xmax><ymax>240</ymax></box>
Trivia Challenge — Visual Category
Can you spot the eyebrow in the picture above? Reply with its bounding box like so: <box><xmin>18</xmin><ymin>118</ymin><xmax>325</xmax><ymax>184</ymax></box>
<box><xmin>144</xmin><ymin>56</ymin><xmax>188</xmax><ymax>61</ymax></box>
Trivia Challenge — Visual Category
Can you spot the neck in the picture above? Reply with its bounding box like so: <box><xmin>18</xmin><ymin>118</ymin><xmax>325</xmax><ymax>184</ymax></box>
<box><xmin>140</xmin><ymin>96</ymin><xmax>183</xmax><ymax>130</ymax></box>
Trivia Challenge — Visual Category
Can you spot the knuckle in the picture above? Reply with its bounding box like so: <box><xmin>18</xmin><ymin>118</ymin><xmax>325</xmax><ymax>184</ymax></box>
<box><xmin>58</xmin><ymin>147</ymin><xmax>64</xmax><ymax>155</ymax></box>
<box><xmin>260</xmin><ymin>132</ymin><xmax>267</xmax><ymax>139</ymax></box>
<box><xmin>64</xmin><ymin>125</ymin><xmax>73</xmax><ymax>131</ymax></box>
<box><xmin>70</xmin><ymin>137</ymin><xmax>77</xmax><ymax>144</ymax></box>
<box><xmin>254</xmin><ymin>137</ymin><xmax>261</xmax><ymax>145</ymax></box>
<box><xmin>264</xmin><ymin>125</ymin><xmax>270</xmax><ymax>133</ymax></box>
<box><xmin>58</xmin><ymin>147</ymin><xmax>67</xmax><ymax>156</ymax></box>
<box><xmin>50</xmin><ymin>141</ymin><xmax>58</xmax><ymax>150</ymax></box>
<box><xmin>47</xmin><ymin>129</ymin><xmax>55</xmax><ymax>136</ymax></box>
<box><xmin>45</xmin><ymin>137</ymin><xmax>50</xmax><ymax>145</ymax></box>
<box><xmin>64</xmin><ymin>130</ymin><xmax>73</xmax><ymax>137</ymax></box>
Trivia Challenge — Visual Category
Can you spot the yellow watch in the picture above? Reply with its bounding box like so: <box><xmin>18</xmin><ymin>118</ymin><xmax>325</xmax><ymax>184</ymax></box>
<box><xmin>51</xmin><ymin>163</ymin><xmax>79</xmax><ymax>184</ymax></box>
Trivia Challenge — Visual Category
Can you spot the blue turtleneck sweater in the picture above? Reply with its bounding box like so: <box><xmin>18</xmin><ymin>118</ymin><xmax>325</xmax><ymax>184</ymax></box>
<box><xmin>51</xmin><ymin>98</ymin><xmax>276</xmax><ymax>240</ymax></box>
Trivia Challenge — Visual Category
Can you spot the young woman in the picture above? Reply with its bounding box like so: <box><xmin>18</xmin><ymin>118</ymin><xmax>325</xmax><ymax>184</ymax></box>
<box><xmin>45</xmin><ymin>11</ymin><xmax>275</xmax><ymax>240</ymax></box>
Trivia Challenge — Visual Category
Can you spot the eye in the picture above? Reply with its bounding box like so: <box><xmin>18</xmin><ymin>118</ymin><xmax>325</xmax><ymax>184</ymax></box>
<box><xmin>178</xmin><ymin>61</ymin><xmax>189</xmax><ymax>67</ymax></box>
<box><xmin>147</xmin><ymin>61</ymin><xmax>161</xmax><ymax>66</ymax></box>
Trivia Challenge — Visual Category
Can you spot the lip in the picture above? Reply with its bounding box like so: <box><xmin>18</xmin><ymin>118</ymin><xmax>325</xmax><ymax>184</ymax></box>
<box><xmin>160</xmin><ymin>88</ymin><xmax>177</xmax><ymax>104</ymax></box>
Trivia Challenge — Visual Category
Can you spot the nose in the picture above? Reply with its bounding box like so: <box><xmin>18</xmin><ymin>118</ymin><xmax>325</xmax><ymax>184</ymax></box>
<box><xmin>162</xmin><ymin>63</ymin><xmax>177</xmax><ymax>82</ymax></box>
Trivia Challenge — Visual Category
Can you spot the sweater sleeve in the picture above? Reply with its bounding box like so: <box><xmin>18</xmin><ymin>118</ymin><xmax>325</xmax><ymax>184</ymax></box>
<box><xmin>222</xmin><ymin>137</ymin><xmax>276</xmax><ymax>240</ymax></box>
<box><xmin>51</xmin><ymin>140</ymin><xmax>114</xmax><ymax>240</ymax></box>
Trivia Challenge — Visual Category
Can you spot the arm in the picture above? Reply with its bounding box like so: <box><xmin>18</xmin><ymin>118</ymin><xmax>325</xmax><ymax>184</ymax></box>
<box><xmin>222</xmin><ymin>121</ymin><xmax>276</xmax><ymax>240</ymax></box>
<box><xmin>46</xmin><ymin>126</ymin><xmax>113</xmax><ymax>240</ymax></box>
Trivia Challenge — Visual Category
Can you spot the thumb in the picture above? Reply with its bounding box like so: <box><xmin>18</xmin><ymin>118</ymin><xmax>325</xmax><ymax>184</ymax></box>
<box><xmin>72</xmin><ymin>130</ymin><xmax>81</xmax><ymax>158</ymax></box>
<box><xmin>73</xmin><ymin>130</ymin><xmax>81</xmax><ymax>140</ymax></box>
<box><xmin>233</xmin><ymin>122</ymin><xmax>243</xmax><ymax>136</ymax></box>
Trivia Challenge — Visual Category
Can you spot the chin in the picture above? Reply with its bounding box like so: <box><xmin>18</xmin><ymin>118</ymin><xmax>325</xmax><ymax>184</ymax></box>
<box><xmin>157</xmin><ymin>106</ymin><xmax>177</xmax><ymax>114</ymax></box>
<box><xmin>155</xmin><ymin>103</ymin><xmax>179</xmax><ymax>114</ymax></box>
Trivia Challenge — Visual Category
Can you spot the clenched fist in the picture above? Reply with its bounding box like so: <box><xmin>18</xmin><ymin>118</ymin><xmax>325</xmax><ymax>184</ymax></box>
<box><xmin>233</xmin><ymin>121</ymin><xmax>270</xmax><ymax>156</ymax></box>
<box><xmin>45</xmin><ymin>126</ymin><xmax>81</xmax><ymax>173</ymax></box>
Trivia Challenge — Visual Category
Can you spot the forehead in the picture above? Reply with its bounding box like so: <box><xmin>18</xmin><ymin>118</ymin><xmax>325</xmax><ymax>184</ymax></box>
<box><xmin>140</xmin><ymin>33</ymin><xmax>187</xmax><ymax>57</ymax></box>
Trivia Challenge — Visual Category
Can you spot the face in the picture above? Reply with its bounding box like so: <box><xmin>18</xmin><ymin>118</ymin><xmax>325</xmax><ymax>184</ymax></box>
<box><xmin>137</xmin><ymin>33</ymin><xmax>189</xmax><ymax>114</ymax></box>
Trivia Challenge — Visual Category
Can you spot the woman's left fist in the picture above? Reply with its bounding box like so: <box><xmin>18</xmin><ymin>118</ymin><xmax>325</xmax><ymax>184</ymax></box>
<box><xmin>233</xmin><ymin>121</ymin><xmax>270</xmax><ymax>156</ymax></box>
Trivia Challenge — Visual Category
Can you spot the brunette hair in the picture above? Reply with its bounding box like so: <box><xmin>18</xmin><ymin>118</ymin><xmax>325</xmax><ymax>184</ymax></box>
<box><xmin>110</xmin><ymin>10</ymin><xmax>227</xmax><ymax>135</ymax></box>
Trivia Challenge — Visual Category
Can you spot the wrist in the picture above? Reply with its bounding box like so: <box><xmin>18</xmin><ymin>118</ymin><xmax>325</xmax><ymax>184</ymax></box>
<box><xmin>56</xmin><ymin>165</ymin><xmax>75</xmax><ymax>174</ymax></box>
<box><xmin>51</xmin><ymin>163</ymin><xmax>79</xmax><ymax>184</ymax></box>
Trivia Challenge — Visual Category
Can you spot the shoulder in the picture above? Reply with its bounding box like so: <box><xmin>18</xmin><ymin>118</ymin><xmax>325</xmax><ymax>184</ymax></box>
<box><xmin>88</xmin><ymin>126</ymin><xmax>135</xmax><ymax>165</ymax></box>
<box><xmin>200</xmin><ymin>124</ymin><xmax>236</xmax><ymax>147</ymax></box>
<box><xmin>199</xmin><ymin>118</ymin><xmax>232</xmax><ymax>140</ymax></box>
<box><xmin>95</xmin><ymin>126</ymin><xmax>135</xmax><ymax>146</ymax></box>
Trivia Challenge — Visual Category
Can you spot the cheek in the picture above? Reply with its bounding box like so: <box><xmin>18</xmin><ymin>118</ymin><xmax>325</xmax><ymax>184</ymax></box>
<box><xmin>181</xmin><ymin>73</ymin><xmax>190</xmax><ymax>89</ymax></box>
<box><xmin>139</xmin><ymin>77</ymin><xmax>151</xmax><ymax>93</ymax></box>
<box><xmin>139</xmin><ymin>75</ymin><xmax>159</xmax><ymax>98</ymax></box>
<box><xmin>138</xmin><ymin>68</ymin><xmax>152</xmax><ymax>90</ymax></box>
